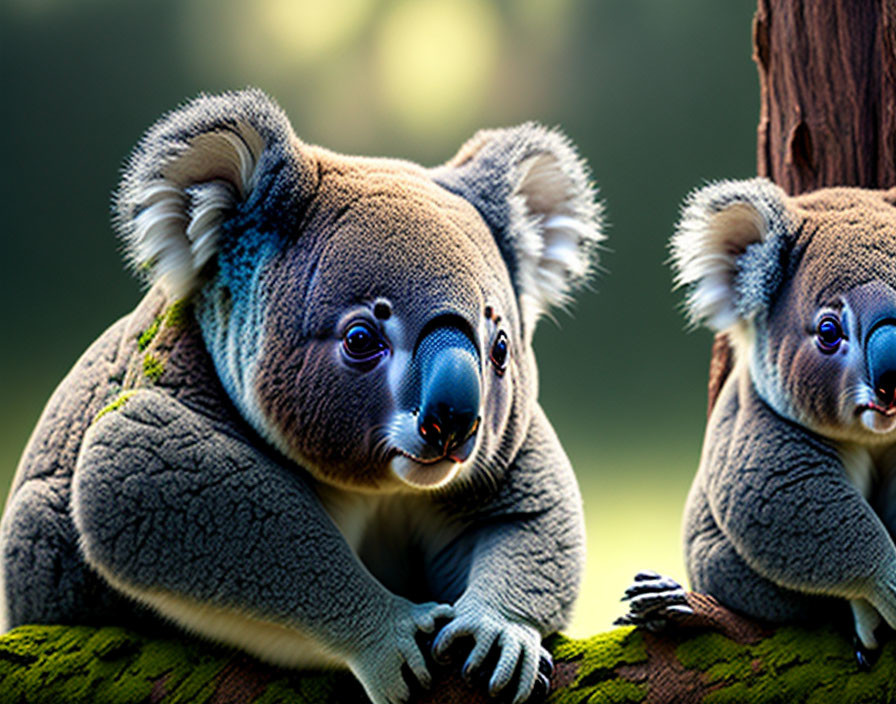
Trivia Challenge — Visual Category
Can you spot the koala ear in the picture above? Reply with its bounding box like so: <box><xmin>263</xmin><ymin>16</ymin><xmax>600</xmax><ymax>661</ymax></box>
<box><xmin>670</xmin><ymin>178</ymin><xmax>791</xmax><ymax>331</ymax></box>
<box><xmin>432</xmin><ymin>124</ymin><xmax>603</xmax><ymax>333</ymax></box>
<box><xmin>115</xmin><ymin>88</ymin><xmax>315</xmax><ymax>298</ymax></box>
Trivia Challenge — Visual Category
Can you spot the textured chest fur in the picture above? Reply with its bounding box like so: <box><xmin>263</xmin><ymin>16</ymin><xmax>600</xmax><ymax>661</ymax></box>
<box><xmin>315</xmin><ymin>485</ymin><xmax>467</xmax><ymax>600</ymax></box>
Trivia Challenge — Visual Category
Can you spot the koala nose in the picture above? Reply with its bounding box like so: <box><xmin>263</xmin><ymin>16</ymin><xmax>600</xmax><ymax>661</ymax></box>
<box><xmin>866</xmin><ymin>322</ymin><xmax>896</xmax><ymax>406</ymax></box>
<box><xmin>415</xmin><ymin>325</ymin><xmax>481</xmax><ymax>455</ymax></box>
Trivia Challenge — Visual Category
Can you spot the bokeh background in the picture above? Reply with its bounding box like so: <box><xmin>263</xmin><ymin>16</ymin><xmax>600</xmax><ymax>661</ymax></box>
<box><xmin>0</xmin><ymin>0</ymin><xmax>758</xmax><ymax>637</ymax></box>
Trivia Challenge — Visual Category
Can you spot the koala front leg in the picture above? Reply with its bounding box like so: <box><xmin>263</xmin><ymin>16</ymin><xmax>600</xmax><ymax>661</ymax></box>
<box><xmin>72</xmin><ymin>390</ymin><xmax>451</xmax><ymax>704</ymax></box>
<box><xmin>705</xmin><ymin>382</ymin><xmax>896</xmax><ymax>648</ymax></box>
<box><xmin>431</xmin><ymin>406</ymin><xmax>584</xmax><ymax>704</ymax></box>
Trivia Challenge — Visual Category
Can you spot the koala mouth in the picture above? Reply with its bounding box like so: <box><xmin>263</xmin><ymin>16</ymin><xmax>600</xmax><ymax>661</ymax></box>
<box><xmin>388</xmin><ymin>433</ymin><xmax>478</xmax><ymax>490</ymax></box>
<box><xmin>856</xmin><ymin>402</ymin><xmax>896</xmax><ymax>434</ymax></box>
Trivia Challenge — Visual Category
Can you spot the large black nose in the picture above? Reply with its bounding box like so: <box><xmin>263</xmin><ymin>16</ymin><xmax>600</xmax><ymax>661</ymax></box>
<box><xmin>866</xmin><ymin>322</ymin><xmax>896</xmax><ymax>406</ymax></box>
<box><xmin>419</xmin><ymin>404</ymin><xmax>479</xmax><ymax>452</ymax></box>
<box><xmin>416</xmin><ymin>326</ymin><xmax>481</xmax><ymax>454</ymax></box>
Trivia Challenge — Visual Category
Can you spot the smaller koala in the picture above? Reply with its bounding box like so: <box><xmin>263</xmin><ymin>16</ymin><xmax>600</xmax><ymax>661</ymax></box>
<box><xmin>1</xmin><ymin>90</ymin><xmax>599</xmax><ymax>704</ymax></box>
<box><xmin>625</xmin><ymin>179</ymin><xmax>896</xmax><ymax>657</ymax></box>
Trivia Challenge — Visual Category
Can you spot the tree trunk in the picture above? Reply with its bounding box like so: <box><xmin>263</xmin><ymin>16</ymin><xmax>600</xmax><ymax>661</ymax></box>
<box><xmin>708</xmin><ymin>0</ymin><xmax>896</xmax><ymax>414</ymax></box>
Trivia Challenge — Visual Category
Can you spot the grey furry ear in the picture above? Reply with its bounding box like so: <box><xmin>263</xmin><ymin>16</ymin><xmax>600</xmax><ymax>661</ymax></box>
<box><xmin>115</xmin><ymin>88</ymin><xmax>315</xmax><ymax>297</ymax></box>
<box><xmin>432</xmin><ymin>124</ymin><xmax>603</xmax><ymax>334</ymax></box>
<box><xmin>671</xmin><ymin>178</ymin><xmax>791</xmax><ymax>331</ymax></box>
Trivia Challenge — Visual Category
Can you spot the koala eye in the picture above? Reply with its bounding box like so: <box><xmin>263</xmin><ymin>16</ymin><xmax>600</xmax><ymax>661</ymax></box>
<box><xmin>815</xmin><ymin>315</ymin><xmax>844</xmax><ymax>353</ymax></box>
<box><xmin>490</xmin><ymin>331</ymin><xmax>509</xmax><ymax>375</ymax></box>
<box><xmin>342</xmin><ymin>322</ymin><xmax>387</xmax><ymax>365</ymax></box>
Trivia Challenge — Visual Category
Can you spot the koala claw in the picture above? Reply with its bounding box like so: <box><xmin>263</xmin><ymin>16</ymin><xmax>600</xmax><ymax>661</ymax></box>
<box><xmin>349</xmin><ymin>599</ymin><xmax>453</xmax><ymax>704</ymax></box>
<box><xmin>616</xmin><ymin>572</ymin><xmax>693</xmax><ymax>630</ymax></box>
<box><xmin>537</xmin><ymin>650</ymin><xmax>553</xmax><ymax>677</ymax></box>
<box><xmin>432</xmin><ymin>598</ymin><xmax>547</xmax><ymax>704</ymax></box>
<box><xmin>852</xmin><ymin>634</ymin><xmax>881</xmax><ymax>672</ymax></box>
<box><xmin>622</xmin><ymin>573</ymin><xmax>685</xmax><ymax>601</ymax></box>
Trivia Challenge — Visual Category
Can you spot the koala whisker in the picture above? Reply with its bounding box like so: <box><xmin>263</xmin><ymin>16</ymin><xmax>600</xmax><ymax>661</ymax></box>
<box><xmin>839</xmin><ymin>382</ymin><xmax>868</xmax><ymax>409</ymax></box>
<box><xmin>369</xmin><ymin>423</ymin><xmax>397</xmax><ymax>465</ymax></box>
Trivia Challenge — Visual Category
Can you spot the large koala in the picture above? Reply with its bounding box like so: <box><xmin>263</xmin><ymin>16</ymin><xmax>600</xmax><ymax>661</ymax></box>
<box><xmin>0</xmin><ymin>90</ymin><xmax>600</xmax><ymax>703</ymax></box>
<box><xmin>640</xmin><ymin>179</ymin><xmax>896</xmax><ymax>657</ymax></box>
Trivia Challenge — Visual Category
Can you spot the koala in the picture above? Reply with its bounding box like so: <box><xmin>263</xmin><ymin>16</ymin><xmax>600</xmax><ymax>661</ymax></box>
<box><xmin>631</xmin><ymin>179</ymin><xmax>896</xmax><ymax>658</ymax></box>
<box><xmin>0</xmin><ymin>89</ymin><xmax>600</xmax><ymax>704</ymax></box>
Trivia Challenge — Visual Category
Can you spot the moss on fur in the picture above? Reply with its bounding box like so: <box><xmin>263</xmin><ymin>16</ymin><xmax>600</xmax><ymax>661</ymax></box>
<box><xmin>136</xmin><ymin>315</ymin><xmax>163</xmax><ymax>352</ymax></box>
<box><xmin>143</xmin><ymin>354</ymin><xmax>164</xmax><ymax>382</ymax></box>
<box><xmin>92</xmin><ymin>391</ymin><xmax>137</xmax><ymax>425</ymax></box>
<box><xmin>163</xmin><ymin>298</ymin><xmax>190</xmax><ymax>328</ymax></box>
<box><xmin>136</xmin><ymin>300</ymin><xmax>189</xmax><ymax>353</ymax></box>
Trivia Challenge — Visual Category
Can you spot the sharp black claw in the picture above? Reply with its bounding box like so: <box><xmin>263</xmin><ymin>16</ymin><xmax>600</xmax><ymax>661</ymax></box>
<box><xmin>852</xmin><ymin>634</ymin><xmax>880</xmax><ymax>671</ymax></box>
<box><xmin>528</xmin><ymin>673</ymin><xmax>550</xmax><ymax>703</ymax></box>
<box><xmin>538</xmin><ymin>652</ymin><xmax>554</xmax><ymax>677</ymax></box>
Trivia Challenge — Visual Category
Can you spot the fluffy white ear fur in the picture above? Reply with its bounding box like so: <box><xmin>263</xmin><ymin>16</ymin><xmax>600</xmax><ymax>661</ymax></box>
<box><xmin>670</xmin><ymin>178</ymin><xmax>790</xmax><ymax>331</ymax></box>
<box><xmin>509</xmin><ymin>149</ymin><xmax>604</xmax><ymax>330</ymax></box>
<box><xmin>122</xmin><ymin>125</ymin><xmax>262</xmax><ymax>297</ymax></box>
<box><xmin>115</xmin><ymin>89</ymin><xmax>302</xmax><ymax>299</ymax></box>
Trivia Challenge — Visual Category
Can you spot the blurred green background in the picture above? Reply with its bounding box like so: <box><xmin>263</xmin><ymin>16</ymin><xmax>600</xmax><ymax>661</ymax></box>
<box><xmin>0</xmin><ymin>0</ymin><xmax>758</xmax><ymax>637</ymax></box>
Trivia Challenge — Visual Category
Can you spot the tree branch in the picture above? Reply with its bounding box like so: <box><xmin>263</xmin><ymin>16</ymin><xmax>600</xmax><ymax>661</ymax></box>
<box><xmin>0</xmin><ymin>619</ymin><xmax>892</xmax><ymax>703</ymax></box>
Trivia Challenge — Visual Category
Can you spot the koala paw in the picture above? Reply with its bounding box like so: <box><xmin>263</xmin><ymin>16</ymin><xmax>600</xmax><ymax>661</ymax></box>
<box><xmin>615</xmin><ymin>570</ymin><xmax>694</xmax><ymax>632</ymax></box>
<box><xmin>431</xmin><ymin>595</ymin><xmax>550</xmax><ymax>704</ymax></box>
<box><xmin>348</xmin><ymin>598</ymin><xmax>454</xmax><ymax>704</ymax></box>
<box><xmin>853</xmin><ymin>574</ymin><xmax>896</xmax><ymax>670</ymax></box>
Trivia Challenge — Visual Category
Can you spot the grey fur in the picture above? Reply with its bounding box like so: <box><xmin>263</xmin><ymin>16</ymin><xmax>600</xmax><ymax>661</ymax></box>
<box><xmin>674</xmin><ymin>180</ymin><xmax>896</xmax><ymax>649</ymax></box>
<box><xmin>432</xmin><ymin>123</ymin><xmax>603</xmax><ymax>335</ymax></box>
<box><xmin>2</xmin><ymin>89</ymin><xmax>597</xmax><ymax>704</ymax></box>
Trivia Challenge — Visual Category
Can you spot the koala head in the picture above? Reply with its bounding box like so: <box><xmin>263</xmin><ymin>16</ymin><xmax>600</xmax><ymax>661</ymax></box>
<box><xmin>672</xmin><ymin>178</ymin><xmax>896</xmax><ymax>444</ymax></box>
<box><xmin>116</xmin><ymin>89</ymin><xmax>602</xmax><ymax>492</ymax></box>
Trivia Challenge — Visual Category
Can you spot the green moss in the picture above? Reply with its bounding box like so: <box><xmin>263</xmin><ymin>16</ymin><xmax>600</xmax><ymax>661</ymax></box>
<box><xmin>676</xmin><ymin>626</ymin><xmax>896</xmax><ymax>704</ymax></box>
<box><xmin>137</xmin><ymin>315</ymin><xmax>163</xmax><ymax>351</ymax></box>
<box><xmin>549</xmin><ymin>627</ymin><xmax>647</xmax><ymax>704</ymax></box>
<box><xmin>143</xmin><ymin>354</ymin><xmax>164</xmax><ymax>382</ymax></box>
<box><xmin>0</xmin><ymin>625</ymin><xmax>362</xmax><ymax>703</ymax></box>
<box><xmin>136</xmin><ymin>300</ymin><xmax>189</xmax><ymax>352</ymax></box>
<box><xmin>92</xmin><ymin>391</ymin><xmax>137</xmax><ymax>424</ymax></box>
<box><xmin>163</xmin><ymin>298</ymin><xmax>190</xmax><ymax>328</ymax></box>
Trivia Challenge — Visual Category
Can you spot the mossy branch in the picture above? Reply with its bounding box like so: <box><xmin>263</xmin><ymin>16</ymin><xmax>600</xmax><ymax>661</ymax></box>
<box><xmin>1</xmin><ymin>621</ymin><xmax>893</xmax><ymax>704</ymax></box>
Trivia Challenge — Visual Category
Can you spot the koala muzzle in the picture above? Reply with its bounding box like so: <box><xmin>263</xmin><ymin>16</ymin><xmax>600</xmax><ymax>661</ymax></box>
<box><xmin>415</xmin><ymin>325</ymin><xmax>481</xmax><ymax>460</ymax></box>
<box><xmin>866</xmin><ymin>321</ymin><xmax>896</xmax><ymax>407</ymax></box>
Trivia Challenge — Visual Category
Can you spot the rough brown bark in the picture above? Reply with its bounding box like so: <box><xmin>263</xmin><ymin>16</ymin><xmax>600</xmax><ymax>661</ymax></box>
<box><xmin>708</xmin><ymin>0</ymin><xmax>896</xmax><ymax>414</ymax></box>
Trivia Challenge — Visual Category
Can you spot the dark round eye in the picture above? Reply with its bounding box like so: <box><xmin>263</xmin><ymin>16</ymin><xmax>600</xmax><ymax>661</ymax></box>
<box><xmin>816</xmin><ymin>315</ymin><xmax>843</xmax><ymax>353</ymax></box>
<box><xmin>490</xmin><ymin>331</ymin><xmax>509</xmax><ymax>374</ymax></box>
<box><xmin>342</xmin><ymin>322</ymin><xmax>387</xmax><ymax>363</ymax></box>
